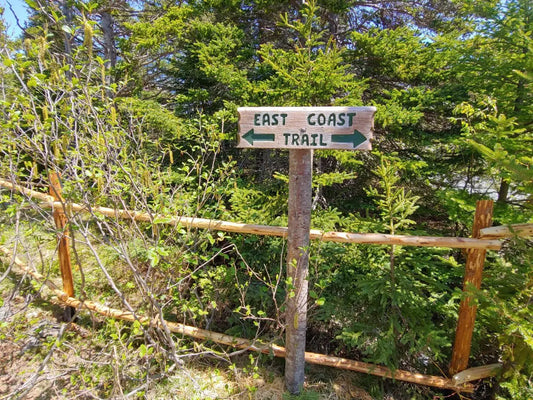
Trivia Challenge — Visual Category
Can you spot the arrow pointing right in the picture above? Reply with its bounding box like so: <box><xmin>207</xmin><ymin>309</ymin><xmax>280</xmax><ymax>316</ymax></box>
<box><xmin>331</xmin><ymin>129</ymin><xmax>368</xmax><ymax>148</ymax></box>
<box><xmin>242</xmin><ymin>129</ymin><xmax>276</xmax><ymax>145</ymax></box>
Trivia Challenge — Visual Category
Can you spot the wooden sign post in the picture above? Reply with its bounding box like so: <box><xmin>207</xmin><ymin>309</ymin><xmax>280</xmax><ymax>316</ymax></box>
<box><xmin>285</xmin><ymin>148</ymin><xmax>312</xmax><ymax>393</ymax></box>
<box><xmin>237</xmin><ymin>106</ymin><xmax>376</xmax><ymax>394</ymax></box>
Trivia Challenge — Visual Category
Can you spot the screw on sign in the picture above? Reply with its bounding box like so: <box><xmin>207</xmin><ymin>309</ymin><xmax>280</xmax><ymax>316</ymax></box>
<box><xmin>237</xmin><ymin>106</ymin><xmax>376</xmax><ymax>394</ymax></box>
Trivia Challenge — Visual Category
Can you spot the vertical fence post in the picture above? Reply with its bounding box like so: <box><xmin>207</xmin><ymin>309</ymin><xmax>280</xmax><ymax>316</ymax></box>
<box><xmin>285</xmin><ymin>149</ymin><xmax>313</xmax><ymax>394</ymax></box>
<box><xmin>49</xmin><ymin>172</ymin><xmax>76</xmax><ymax>319</ymax></box>
<box><xmin>449</xmin><ymin>200</ymin><xmax>494</xmax><ymax>375</ymax></box>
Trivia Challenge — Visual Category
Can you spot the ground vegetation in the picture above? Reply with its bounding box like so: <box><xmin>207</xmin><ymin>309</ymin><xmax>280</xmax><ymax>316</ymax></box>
<box><xmin>0</xmin><ymin>0</ymin><xmax>531</xmax><ymax>398</ymax></box>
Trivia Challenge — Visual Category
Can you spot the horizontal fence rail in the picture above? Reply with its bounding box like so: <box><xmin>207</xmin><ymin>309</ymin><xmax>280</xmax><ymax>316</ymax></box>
<box><xmin>0</xmin><ymin>245</ymin><xmax>475</xmax><ymax>393</ymax></box>
<box><xmin>2</xmin><ymin>176</ymin><xmax>525</xmax><ymax>392</ymax></box>
<box><xmin>480</xmin><ymin>223</ymin><xmax>533</xmax><ymax>239</ymax></box>
<box><xmin>0</xmin><ymin>178</ymin><xmax>502</xmax><ymax>250</ymax></box>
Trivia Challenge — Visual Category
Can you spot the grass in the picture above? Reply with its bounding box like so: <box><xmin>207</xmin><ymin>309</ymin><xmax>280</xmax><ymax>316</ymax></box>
<box><xmin>0</xmin><ymin>209</ymin><xmax>380</xmax><ymax>399</ymax></box>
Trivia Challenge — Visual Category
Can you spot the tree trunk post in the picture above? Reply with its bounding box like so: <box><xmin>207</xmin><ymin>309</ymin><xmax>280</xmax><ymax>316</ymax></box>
<box><xmin>449</xmin><ymin>200</ymin><xmax>494</xmax><ymax>375</ymax></box>
<box><xmin>285</xmin><ymin>149</ymin><xmax>313</xmax><ymax>394</ymax></box>
<box><xmin>49</xmin><ymin>172</ymin><xmax>76</xmax><ymax>320</ymax></box>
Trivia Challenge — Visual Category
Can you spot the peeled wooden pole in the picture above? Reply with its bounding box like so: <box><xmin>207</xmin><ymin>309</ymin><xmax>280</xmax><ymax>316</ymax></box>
<box><xmin>55</xmin><ymin>298</ymin><xmax>474</xmax><ymax>393</ymax></box>
<box><xmin>479</xmin><ymin>223</ymin><xmax>533</xmax><ymax>239</ymax></box>
<box><xmin>0</xmin><ymin>245</ymin><xmax>474</xmax><ymax>393</ymax></box>
<box><xmin>0</xmin><ymin>178</ymin><xmax>55</xmax><ymax>202</ymax></box>
<box><xmin>449</xmin><ymin>200</ymin><xmax>494</xmax><ymax>375</ymax></box>
<box><xmin>49</xmin><ymin>172</ymin><xmax>76</xmax><ymax>319</ymax></box>
<box><xmin>285</xmin><ymin>149</ymin><xmax>313</xmax><ymax>394</ymax></box>
<box><xmin>452</xmin><ymin>363</ymin><xmax>502</xmax><ymax>385</ymax></box>
<box><xmin>0</xmin><ymin>178</ymin><xmax>502</xmax><ymax>250</ymax></box>
<box><xmin>38</xmin><ymin>199</ymin><xmax>503</xmax><ymax>250</ymax></box>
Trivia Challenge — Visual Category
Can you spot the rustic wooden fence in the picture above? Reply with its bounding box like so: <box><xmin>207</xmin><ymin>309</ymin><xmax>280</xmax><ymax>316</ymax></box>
<box><xmin>1</xmin><ymin>176</ymin><xmax>531</xmax><ymax>393</ymax></box>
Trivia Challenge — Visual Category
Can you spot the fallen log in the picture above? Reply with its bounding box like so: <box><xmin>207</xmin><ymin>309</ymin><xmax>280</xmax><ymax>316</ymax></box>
<box><xmin>0</xmin><ymin>245</ymin><xmax>474</xmax><ymax>393</ymax></box>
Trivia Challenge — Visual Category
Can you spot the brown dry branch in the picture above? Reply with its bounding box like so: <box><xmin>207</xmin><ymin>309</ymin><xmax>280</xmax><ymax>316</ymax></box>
<box><xmin>0</xmin><ymin>245</ymin><xmax>475</xmax><ymax>393</ymax></box>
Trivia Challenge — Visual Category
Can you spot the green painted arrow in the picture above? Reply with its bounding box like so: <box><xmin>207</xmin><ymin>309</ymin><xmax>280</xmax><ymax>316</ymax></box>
<box><xmin>331</xmin><ymin>129</ymin><xmax>367</xmax><ymax>148</ymax></box>
<box><xmin>242</xmin><ymin>129</ymin><xmax>275</xmax><ymax>145</ymax></box>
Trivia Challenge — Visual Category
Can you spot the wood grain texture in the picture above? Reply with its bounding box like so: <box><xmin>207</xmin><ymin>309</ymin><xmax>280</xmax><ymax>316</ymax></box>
<box><xmin>0</xmin><ymin>178</ymin><xmax>55</xmax><ymax>202</ymax></box>
<box><xmin>285</xmin><ymin>149</ymin><xmax>313</xmax><ymax>394</ymax></box>
<box><xmin>479</xmin><ymin>223</ymin><xmax>533</xmax><ymax>239</ymax></box>
<box><xmin>49</xmin><ymin>172</ymin><xmax>75</xmax><ymax>299</ymax></box>
<box><xmin>452</xmin><ymin>363</ymin><xmax>502</xmax><ymax>385</ymax></box>
<box><xmin>237</xmin><ymin>106</ymin><xmax>376</xmax><ymax>150</ymax></box>
<box><xmin>35</xmin><ymin>201</ymin><xmax>502</xmax><ymax>249</ymax></box>
<box><xmin>0</xmin><ymin>179</ymin><xmax>503</xmax><ymax>250</ymax></box>
<box><xmin>449</xmin><ymin>200</ymin><xmax>494</xmax><ymax>375</ymax></box>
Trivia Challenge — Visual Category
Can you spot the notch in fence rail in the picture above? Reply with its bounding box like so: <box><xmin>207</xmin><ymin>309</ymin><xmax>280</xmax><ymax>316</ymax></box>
<box><xmin>49</xmin><ymin>171</ymin><xmax>76</xmax><ymax>321</ymax></box>
<box><xmin>449</xmin><ymin>200</ymin><xmax>494</xmax><ymax>375</ymax></box>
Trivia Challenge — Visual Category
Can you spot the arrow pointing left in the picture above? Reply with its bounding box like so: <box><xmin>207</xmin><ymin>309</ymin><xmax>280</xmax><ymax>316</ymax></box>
<box><xmin>242</xmin><ymin>129</ymin><xmax>276</xmax><ymax>145</ymax></box>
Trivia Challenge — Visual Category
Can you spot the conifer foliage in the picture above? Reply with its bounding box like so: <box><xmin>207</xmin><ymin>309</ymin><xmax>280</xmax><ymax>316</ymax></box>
<box><xmin>0</xmin><ymin>0</ymin><xmax>531</xmax><ymax>398</ymax></box>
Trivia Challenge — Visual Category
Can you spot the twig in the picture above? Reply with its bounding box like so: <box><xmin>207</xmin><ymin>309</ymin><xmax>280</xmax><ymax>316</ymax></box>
<box><xmin>6</xmin><ymin>324</ymin><xmax>69</xmax><ymax>400</ymax></box>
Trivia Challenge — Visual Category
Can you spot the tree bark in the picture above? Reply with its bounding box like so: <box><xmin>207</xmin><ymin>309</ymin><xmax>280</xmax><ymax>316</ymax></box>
<box><xmin>100</xmin><ymin>11</ymin><xmax>117</xmax><ymax>70</ymax></box>
<box><xmin>49</xmin><ymin>172</ymin><xmax>76</xmax><ymax>320</ymax></box>
<box><xmin>497</xmin><ymin>178</ymin><xmax>509</xmax><ymax>204</ymax></box>
<box><xmin>449</xmin><ymin>200</ymin><xmax>494</xmax><ymax>375</ymax></box>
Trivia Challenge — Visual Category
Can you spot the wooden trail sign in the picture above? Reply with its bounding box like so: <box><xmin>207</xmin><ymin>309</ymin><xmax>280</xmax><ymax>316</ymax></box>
<box><xmin>237</xmin><ymin>105</ymin><xmax>375</xmax><ymax>395</ymax></box>
<box><xmin>237</xmin><ymin>106</ymin><xmax>376</xmax><ymax>150</ymax></box>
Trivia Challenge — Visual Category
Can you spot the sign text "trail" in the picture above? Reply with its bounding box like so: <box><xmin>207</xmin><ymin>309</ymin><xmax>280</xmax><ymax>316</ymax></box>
<box><xmin>238</xmin><ymin>106</ymin><xmax>376</xmax><ymax>150</ymax></box>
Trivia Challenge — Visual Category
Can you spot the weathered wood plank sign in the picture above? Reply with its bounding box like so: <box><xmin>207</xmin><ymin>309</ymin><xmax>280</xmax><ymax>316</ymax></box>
<box><xmin>237</xmin><ymin>105</ymin><xmax>376</xmax><ymax>395</ymax></box>
<box><xmin>237</xmin><ymin>106</ymin><xmax>377</xmax><ymax>150</ymax></box>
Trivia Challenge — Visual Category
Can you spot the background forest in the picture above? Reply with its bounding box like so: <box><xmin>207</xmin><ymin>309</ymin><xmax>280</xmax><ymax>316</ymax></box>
<box><xmin>0</xmin><ymin>0</ymin><xmax>531</xmax><ymax>399</ymax></box>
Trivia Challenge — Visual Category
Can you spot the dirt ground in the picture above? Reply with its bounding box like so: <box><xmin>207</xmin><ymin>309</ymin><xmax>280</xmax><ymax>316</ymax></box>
<box><xmin>0</xmin><ymin>288</ymin><xmax>378</xmax><ymax>400</ymax></box>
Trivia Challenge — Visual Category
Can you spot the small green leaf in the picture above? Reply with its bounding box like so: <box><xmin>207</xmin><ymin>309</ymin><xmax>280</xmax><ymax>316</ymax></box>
<box><xmin>61</xmin><ymin>25</ymin><xmax>73</xmax><ymax>34</ymax></box>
